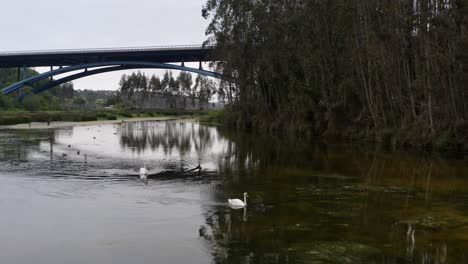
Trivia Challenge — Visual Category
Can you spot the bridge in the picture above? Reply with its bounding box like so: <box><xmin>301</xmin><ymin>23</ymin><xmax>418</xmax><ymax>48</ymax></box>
<box><xmin>0</xmin><ymin>45</ymin><xmax>220</xmax><ymax>99</ymax></box>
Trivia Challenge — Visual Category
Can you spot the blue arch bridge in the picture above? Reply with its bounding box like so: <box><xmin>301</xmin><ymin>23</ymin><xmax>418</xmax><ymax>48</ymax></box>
<box><xmin>0</xmin><ymin>45</ymin><xmax>221</xmax><ymax>100</ymax></box>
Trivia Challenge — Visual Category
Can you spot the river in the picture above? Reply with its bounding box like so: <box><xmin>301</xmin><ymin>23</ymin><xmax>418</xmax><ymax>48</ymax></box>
<box><xmin>0</xmin><ymin>120</ymin><xmax>467</xmax><ymax>263</ymax></box>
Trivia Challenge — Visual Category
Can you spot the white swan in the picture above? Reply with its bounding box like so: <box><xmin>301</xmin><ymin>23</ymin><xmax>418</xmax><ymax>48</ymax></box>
<box><xmin>139</xmin><ymin>164</ymin><xmax>148</xmax><ymax>179</ymax></box>
<box><xmin>228</xmin><ymin>192</ymin><xmax>248</xmax><ymax>208</ymax></box>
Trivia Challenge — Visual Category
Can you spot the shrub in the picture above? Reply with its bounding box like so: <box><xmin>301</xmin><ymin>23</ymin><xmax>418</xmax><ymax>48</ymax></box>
<box><xmin>0</xmin><ymin>115</ymin><xmax>31</xmax><ymax>125</ymax></box>
<box><xmin>119</xmin><ymin>111</ymin><xmax>133</xmax><ymax>118</ymax></box>
<box><xmin>434</xmin><ymin>129</ymin><xmax>458</xmax><ymax>152</ymax></box>
<box><xmin>29</xmin><ymin>112</ymin><xmax>50</xmax><ymax>122</ymax></box>
<box><xmin>79</xmin><ymin>113</ymin><xmax>98</xmax><ymax>122</ymax></box>
<box><xmin>22</xmin><ymin>96</ymin><xmax>42</xmax><ymax>111</ymax></box>
<box><xmin>97</xmin><ymin>112</ymin><xmax>108</xmax><ymax>118</ymax></box>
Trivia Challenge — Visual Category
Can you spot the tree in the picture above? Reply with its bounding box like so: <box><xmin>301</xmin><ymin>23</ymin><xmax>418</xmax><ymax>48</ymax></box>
<box><xmin>197</xmin><ymin>75</ymin><xmax>215</xmax><ymax>104</ymax></box>
<box><xmin>0</xmin><ymin>95</ymin><xmax>13</xmax><ymax>110</ymax></box>
<box><xmin>168</xmin><ymin>72</ymin><xmax>179</xmax><ymax>95</ymax></box>
<box><xmin>51</xmin><ymin>82</ymin><xmax>74</xmax><ymax>102</ymax></box>
<box><xmin>177</xmin><ymin>72</ymin><xmax>193</xmax><ymax>96</ymax></box>
<box><xmin>149</xmin><ymin>75</ymin><xmax>162</xmax><ymax>93</ymax></box>
<box><xmin>177</xmin><ymin>72</ymin><xmax>193</xmax><ymax>107</ymax></box>
<box><xmin>119</xmin><ymin>74</ymin><xmax>130</xmax><ymax>97</ymax></box>
<box><xmin>22</xmin><ymin>95</ymin><xmax>42</xmax><ymax>111</ymax></box>
<box><xmin>161</xmin><ymin>71</ymin><xmax>170</xmax><ymax>94</ymax></box>
<box><xmin>73</xmin><ymin>97</ymin><xmax>87</xmax><ymax>108</ymax></box>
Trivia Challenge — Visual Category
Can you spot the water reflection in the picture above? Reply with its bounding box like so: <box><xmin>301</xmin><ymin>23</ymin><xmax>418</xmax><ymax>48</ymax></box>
<box><xmin>1</xmin><ymin>122</ymin><xmax>468</xmax><ymax>263</ymax></box>
<box><xmin>199</xmin><ymin>131</ymin><xmax>468</xmax><ymax>263</ymax></box>
<box><xmin>120</xmin><ymin>121</ymin><xmax>215</xmax><ymax>158</ymax></box>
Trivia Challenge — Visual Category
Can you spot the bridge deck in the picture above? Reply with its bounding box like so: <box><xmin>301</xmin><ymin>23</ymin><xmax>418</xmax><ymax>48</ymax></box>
<box><xmin>0</xmin><ymin>45</ymin><xmax>215</xmax><ymax>68</ymax></box>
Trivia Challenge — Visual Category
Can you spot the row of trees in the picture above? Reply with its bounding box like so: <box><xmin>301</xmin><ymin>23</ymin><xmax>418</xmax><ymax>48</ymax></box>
<box><xmin>203</xmin><ymin>0</ymin><xmax>468</xmax><ymax>147</ymax></box>
<box><xmin>119</xmin><ymin>71</ymin><xmax>217</xmax><ymax>104</ymax></box>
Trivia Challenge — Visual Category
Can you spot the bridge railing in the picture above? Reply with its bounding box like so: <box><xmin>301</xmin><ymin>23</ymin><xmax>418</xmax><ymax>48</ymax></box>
<box><xmin>0</xmin><ymin>44</ymin><xmax>216</xmax><ymax>56</ymax></box>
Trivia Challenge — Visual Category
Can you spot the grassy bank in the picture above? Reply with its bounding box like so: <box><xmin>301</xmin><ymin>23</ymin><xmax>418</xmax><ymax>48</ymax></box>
<box><xmin>0</xmin><ymin>109</ymin><xmax>213</xmax><ymax>126</ymax></box>
<box><xmin>194</xmin><ymin>109</ymin><xmax>224</xmax><ymax>125</ymax></box>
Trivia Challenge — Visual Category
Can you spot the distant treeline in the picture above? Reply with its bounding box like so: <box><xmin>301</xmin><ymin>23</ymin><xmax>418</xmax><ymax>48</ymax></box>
<box><xmin>118</xmin><ymin>70</ymin><xmax>218</xmax><ymax>105</ymax></box>
<box><xmin>203</xmin><ymin>0</ymin><xmax>468</xmax><ymax>150</ymax></box>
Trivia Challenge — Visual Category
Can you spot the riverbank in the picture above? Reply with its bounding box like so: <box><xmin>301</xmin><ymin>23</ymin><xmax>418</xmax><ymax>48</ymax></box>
<box><xmin>0</xmin><ymin>116</ymin><xmax>193</xmax><ymax>130</ymax></box>
<box><xmin>0</xmin><ymin>109</ymin><xmax>218</xmax><ymax>126</ymax></box>
<box><xmin>216</xmin><ymin>106</ymin><xmax>468</xmax><ymax>154</ymax></box>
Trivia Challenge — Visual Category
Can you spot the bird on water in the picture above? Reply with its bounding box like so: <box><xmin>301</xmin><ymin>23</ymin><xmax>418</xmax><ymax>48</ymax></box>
<box><xmin>228</xmin><ymin>192</ymin><xmax>248</xmax><ymax>208</ymax></box>
<box><xmin>139</xmin><ymin>164</ymin><xmax>149</xmax><ymax>180</ymax></box>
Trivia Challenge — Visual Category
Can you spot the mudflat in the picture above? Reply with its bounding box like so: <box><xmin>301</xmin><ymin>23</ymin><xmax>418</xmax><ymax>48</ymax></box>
<box><xmin>0</xmin><ymin>116</ymin><xmax>192</xmax><ymax>130</ymax></box>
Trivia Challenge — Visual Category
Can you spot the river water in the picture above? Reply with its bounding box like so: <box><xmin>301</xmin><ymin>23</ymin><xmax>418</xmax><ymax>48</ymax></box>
<box><xmin>0</xmin><ymin>120</ymin><xmax>467</xmax><ymax>264</ymax></box>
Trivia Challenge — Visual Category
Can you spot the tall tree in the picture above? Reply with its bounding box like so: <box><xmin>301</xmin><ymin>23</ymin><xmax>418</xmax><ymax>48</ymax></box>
<box><xmin>149</xmin><ymin>75</ymin><xmax>162</xmax><ymax>93</ymax></box>
<box><xmin>202</xmin><ymin>0</ymin><xmax>468</xmax><ymax>147</ymax></box>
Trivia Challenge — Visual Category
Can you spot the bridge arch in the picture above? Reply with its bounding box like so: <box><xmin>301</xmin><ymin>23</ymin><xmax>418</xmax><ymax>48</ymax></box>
<box><xmin>1</xmin><ymin>61</ymin><xmax>222</xmax><ymax>97</ymax></box>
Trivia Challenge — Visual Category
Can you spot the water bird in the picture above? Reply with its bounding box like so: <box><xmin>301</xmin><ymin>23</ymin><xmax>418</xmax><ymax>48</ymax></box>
<box><xmin>77</xmin><ymin>151</ymin><xmax>80</xmax><ymax>155</ymax></box>
<box><xmin>93</xmin><ymin>137</ymin><xmax>96</xmax><ymax>139</ymax></box>
<box><xmin>228</xmin><ymin>192</ymin><xmax>248</xmax><ymax>208</ymax></box>
<box><xmin>139</xmin><ymin>164</ymin><xmax>149</xmax><ymax>179</ymax></box>
<box><xmin>68</xmin><ymin>145</ymin><xmax>71</xmax><ymax>148</ymax></box>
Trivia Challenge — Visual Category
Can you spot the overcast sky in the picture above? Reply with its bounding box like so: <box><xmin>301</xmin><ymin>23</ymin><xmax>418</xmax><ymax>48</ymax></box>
<box><xmin>0</xmin><ymin>0</ymin><xmax>210</xmax><ymax>90</ymax></box>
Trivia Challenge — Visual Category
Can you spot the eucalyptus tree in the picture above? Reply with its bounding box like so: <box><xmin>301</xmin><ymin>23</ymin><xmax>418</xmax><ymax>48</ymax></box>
<box><xmin>202</xmin><ymin>0</ymin><xmax>468</xmax><ymax>146</ymax></box>
<box><xmin>149</xmin><ymin>75</ymin><xmax>162</xmax><ymax>93</ymax></box>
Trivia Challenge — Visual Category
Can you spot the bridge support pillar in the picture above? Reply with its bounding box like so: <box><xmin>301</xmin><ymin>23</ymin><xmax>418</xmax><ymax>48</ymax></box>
<box><xmin>18</xmin><ymin>66</ymin><xmax>27</xmax><ymax>98</ymax></box>
<box><xmin>17</xmin><ymin>67</ymin><xmax>20</xmax><ymax>82</ymax></box>
<box><xmin>181</xmin><ymin>61</ymin><xmax>185</xmax><ymax>67</ymax></box>
<box><xmin>199</xmin><ymin>61</ymin><xmax>203</xmax><ymax>70</ymax></box>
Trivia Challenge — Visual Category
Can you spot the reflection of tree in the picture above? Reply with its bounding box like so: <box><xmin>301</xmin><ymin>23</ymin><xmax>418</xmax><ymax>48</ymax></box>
<box><xmin>119</xmin><ymin>121</ymin><xmax>215</xmax><ymax>160</ymax></box>
<box><xmin>201</xmin><ymin>129</ymin><xmax>468</xmax><ymax>263</ymax></box>
<box><xmin>200</xmin><ymin>206</ymin><xmax>301</xmax><ymax>263</ymax></box>
<box><xmin>191</xmin><ymin>123</ymin><xmax>214</xmax><ymax>163</ymax></box>
<box><xmin>216</xmin><ymin>129</ymin><xmax>328</xmax><ymax>180</ymax></box>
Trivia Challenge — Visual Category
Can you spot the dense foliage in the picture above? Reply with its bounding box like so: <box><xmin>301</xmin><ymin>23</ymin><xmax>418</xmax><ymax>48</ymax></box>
<box><xmin>203</xmin><ymin>0</ymin><xmax>468</xmax><ymax>149</ymax></box>
<box><xmin>0</xmin><ymin>68</ymin><xmax>74</xmax><ymax>111</ymax></box>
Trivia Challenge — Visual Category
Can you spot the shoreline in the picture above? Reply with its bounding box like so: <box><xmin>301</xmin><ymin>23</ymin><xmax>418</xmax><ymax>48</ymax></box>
<box><xmin>0</xmin><ymin>116</ymin><xmax>194</xmax><ymax>130</ymax></box>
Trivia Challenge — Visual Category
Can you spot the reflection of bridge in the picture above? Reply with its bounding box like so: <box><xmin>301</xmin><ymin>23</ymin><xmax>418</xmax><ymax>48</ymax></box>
<box><xmin>0</xmin><ymin>45</ymin><xmax>220</xmax><ymax>99</ymax></box>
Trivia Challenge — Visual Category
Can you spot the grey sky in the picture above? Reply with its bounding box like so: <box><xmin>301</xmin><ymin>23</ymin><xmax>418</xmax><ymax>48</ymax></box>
<box><xmin>0</xmin><ymin>0</ymin><xmax>210</xmax><ymax>90</ymax></box>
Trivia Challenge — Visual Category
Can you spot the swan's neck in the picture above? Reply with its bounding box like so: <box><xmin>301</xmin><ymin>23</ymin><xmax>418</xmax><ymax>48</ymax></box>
<box><xmin>244</xmin><ymin>194</ymin><xmax>247</xmax><ymax>206</ymax></box>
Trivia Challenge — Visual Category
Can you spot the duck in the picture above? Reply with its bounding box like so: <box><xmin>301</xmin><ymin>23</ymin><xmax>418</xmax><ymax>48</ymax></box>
<box><xmin>139</xmin><ymin>164</ymin><xmax>149</xmax><ymax>179</ymax></box>
<box><xmin>228</xmin><ymin>192</ymin><xmax>248</xmax><ymax>208</ymax></box>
